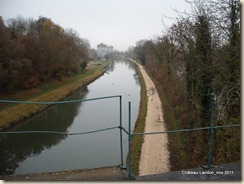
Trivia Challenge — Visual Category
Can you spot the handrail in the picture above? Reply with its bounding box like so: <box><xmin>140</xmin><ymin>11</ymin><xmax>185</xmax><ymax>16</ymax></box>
<box><xmin>0</xmin><ymin>95</ymin><xmax>127</xmax><ymax>175</ymax></box>
<box><xmin>0</xmin><ymin>95</ymin><xmax>121</xmax><ymax>105</ymax></box>
<box><xmin>121</xmin><ymin>100</ymin><xmax>240</xmax><ymax>179</ymax></box>
<box><xmin>0</xmin><ymin>96</ymin><xmax>240</xmax><ymax>180</ymax></box>
<box><xmin>132</xmin><ymin>124</ymin><xmax>240</xmax><ymax>136</ymax></box>
<box><xmin>0</xmin><ymin>126</ymin><xmax>119</xmax><ymax>136</ymax></box>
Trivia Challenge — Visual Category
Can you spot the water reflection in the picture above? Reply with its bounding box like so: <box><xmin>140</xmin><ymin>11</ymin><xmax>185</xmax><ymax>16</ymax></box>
<box><xmin>0</xmin><ymin>88</ymin><xmax>88</xmax><ymax>175</ymax></box>
<box><xmin>108</xmin><ymin>59</ymin><xmax>140</xmax><ymax>86</ymax></box>
<box><xmin>0</xmin><ymin>60</ymin><xmax>140</xmax><ymax>175</ymax></box>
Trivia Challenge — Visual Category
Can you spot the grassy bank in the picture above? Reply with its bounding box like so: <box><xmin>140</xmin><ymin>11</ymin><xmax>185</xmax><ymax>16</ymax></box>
<box><xmin>130</xmin><ymin>63</ymin><xmax>147</xmax><ymax>176</ymax></box>
<box><xmin>0</xmin><ymin>61</ymin><xmax>109</xmax><ymax>130</ymax></box>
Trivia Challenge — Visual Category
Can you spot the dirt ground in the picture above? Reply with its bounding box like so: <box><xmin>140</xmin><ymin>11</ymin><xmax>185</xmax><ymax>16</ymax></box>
<box><xmin>1</xmin><ymin>166</ymin><xmax>128</xmax><ymax>181</ymax></box>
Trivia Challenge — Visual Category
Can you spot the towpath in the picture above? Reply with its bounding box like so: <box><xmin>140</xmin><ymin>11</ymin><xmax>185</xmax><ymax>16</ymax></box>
<box><xmin>129</xmin><ymin>59</ymin><xmax>170</xmax><ymax>176</ymax></box>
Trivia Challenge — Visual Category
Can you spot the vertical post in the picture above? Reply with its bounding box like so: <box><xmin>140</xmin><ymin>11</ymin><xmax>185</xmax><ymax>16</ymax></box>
<box><xmin>119</xmin><ymin>96</ymin><xmax>126</xmax><ymax>170</ymax></box>
<box><xmin>208</xmin><ymin>96</ymin><xmax>215</xmax><ymax>168</ymax></box>
<box><xmin>124</xmin><ymin>102</ymin><xmax>135</xmax><ymax>180</ymax></box>
<box><xmin>128</xmin><ymin>102</ymin><xmax>132</xmax><ymax>178</ymax></box>
<box><xmin>202</xmin><ymin>95</ymin><xmax>215</xmax><ymax>169</ymax></box>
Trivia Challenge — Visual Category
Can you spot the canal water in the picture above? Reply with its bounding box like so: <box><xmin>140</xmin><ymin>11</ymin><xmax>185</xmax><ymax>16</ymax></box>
<box><xmin>0</xmin><ymin>59</ymin><xmax>141</xmax><ymax>175</ymax></box>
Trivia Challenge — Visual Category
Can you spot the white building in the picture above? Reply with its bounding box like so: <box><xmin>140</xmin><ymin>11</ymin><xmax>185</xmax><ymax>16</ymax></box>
<box><xmin>97</xmin><ymin>43</ymin><xmax>114</xmax><ymax>59</ymax></box>
<box><xmin>97</xmin><ymin>43</ymin><xmax>107</xmax><ymax>59</ymax></box>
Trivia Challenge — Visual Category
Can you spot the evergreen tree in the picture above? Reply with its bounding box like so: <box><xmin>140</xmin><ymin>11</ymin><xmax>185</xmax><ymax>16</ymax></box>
<box><xmin>195</xmin><ymin>15</ymin><xmax>212</xmax><ymax>127</ymax></box>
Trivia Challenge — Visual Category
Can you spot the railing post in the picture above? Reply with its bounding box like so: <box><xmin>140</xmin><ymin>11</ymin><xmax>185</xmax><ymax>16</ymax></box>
<box><xmin>119</xmin><ymin>96</ymin><xmax>126</xmax><ymax>170</ymax></box>
<box><xmin>124</xmin><ymin>102</ymin><xmax>135</xmax><ymax>180</ymax></box>
<box><xmin>202</xmin><ymin>95</ymin><xmax>215</xmax><ymax>169</ymax></box>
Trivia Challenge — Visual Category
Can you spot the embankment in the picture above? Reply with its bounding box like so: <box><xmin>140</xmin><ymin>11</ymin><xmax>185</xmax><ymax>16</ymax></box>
<box><xmin>0</xmin><ymin>62</ymin><xmax>108</xmax><ymax>130</ymax></box>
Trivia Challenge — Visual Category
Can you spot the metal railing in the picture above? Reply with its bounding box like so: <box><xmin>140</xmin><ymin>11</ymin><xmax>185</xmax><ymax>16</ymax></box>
<box><xmin>123</xmin><ymin>97</ymin><xmax>240</xmax><ymax>179</ymax></box>
<box><xmin>0</xmin><ymin>95</ymin><xmax>240</xmax><ymax>180</ymax></box>
<box><xmin>0</xmin><ymin>95</ymin><xmax>128</xmax><ymax>172</ymax></box>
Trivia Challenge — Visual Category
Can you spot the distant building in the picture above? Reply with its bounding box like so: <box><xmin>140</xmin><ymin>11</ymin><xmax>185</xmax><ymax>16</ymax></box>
<box><xmin>97</xmin><ymin>43</ymin><xmax>107</xmax><ymax>59</ymax></box>
<box><xmin>107</xmin><ymin>46</ymin><xmax>113</xmax><ymax>53</ymax></box>
<box><xmin>97</xmin><ymin>43</ymin><xmax>114</xmax><ymax>59</ymax></box>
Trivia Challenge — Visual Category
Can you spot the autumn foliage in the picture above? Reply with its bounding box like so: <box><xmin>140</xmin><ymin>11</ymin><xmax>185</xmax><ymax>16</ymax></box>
<box><xmin>0</xmin><ymin>16</ymin><xmax>90</xmax><ymax>94</ymax></box>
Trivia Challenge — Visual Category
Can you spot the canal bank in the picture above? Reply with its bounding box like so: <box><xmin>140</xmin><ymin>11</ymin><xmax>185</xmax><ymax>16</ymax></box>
<box><xmin>0</xmin><ymin>61</ymin><xmax>109</xmax><ymax>130</ymax></box>
<box><xmin>127</xmin><ymin>58</ymin><xmax>170</xmax><ymax>176</ymax></box>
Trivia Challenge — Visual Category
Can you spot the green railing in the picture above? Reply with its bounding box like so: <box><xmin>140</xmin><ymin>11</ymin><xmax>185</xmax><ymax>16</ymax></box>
<box><xmin>123</xmin><ymin>97</ymin><xmax>240</xmax><ymax>179</ymax></box>
<box><xmin>0</xmin><ymin>95</ymin><xmax>127</xmax><ymax>171</ymax></box>
<box><xmin>0</xmin><ymin>95</ymin><xmax>240</xmax><ymax>180</ymax></box>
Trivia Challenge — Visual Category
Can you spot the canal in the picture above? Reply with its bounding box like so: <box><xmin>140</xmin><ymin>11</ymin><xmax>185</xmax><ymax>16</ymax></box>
<box><xmin>0</xmin><ymin>59</ymin><xmax>141</xmax><ymax>175</ymax></box>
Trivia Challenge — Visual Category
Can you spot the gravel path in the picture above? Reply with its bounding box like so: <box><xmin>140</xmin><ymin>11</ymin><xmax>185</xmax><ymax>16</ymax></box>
<box><xmin>134</xmin><ymin>61</ymin><xmax>170</xmax><ymax>176</ymax></box>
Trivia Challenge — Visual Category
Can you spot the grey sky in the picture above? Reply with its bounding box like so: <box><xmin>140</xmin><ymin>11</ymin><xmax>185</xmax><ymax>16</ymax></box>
<box><xmin>0</xmin><ymin>0</ymin><xmax>191</xmax><ymax>51</ymax></box>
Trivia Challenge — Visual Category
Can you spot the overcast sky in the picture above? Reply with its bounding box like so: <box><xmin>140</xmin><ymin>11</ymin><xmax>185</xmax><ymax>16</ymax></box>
<box><xmin>0</xmin><ymin>0</ymin><xmax>191</xmax><ymax>51</ymax></box>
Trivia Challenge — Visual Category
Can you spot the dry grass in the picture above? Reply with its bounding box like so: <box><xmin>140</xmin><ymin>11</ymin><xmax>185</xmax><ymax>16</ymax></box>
<box><xmin>130</xmin><ymin>64</ymin><xmax>147</xmax><ymax>176</ymax></box>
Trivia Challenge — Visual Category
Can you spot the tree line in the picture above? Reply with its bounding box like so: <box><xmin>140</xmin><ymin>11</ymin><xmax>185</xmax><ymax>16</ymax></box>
<box><xmin>0</xmin><ymin>16</ymin><xmax>90</xmax><ymax>94</ymax></box>
<box><xmin>125</xmin><ymin>0</ymin><xmax>240</xmax><ymax>169</ymax></box>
